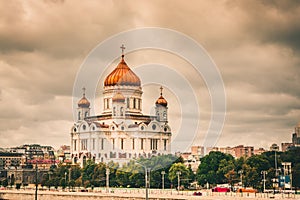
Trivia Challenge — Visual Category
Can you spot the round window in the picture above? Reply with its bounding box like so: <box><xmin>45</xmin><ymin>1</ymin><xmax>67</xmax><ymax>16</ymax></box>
<box><xmin>152</xmin><ymin>124</ymin><xmax>156</xmax><ymax>130</ymax></box>
<box><xmin>74</xmin><ymin>128</ymin><xmax>77</xmax><ymax>132</ymax></box>
<box><xmin>121</xmin><ymin>126</ymin><xmax>125</xmax><ymax>130</ymax></box>
<box><xmin>141</xmin><ymin>126</ymin><xmax>144</xmax><ymax>131</ymax></box>
<box><xmin>83</xmin><ymin>125</ymin><xmax>86</xmax><ymax>130</ymax></box>
<box><xmin>164</xmin><ymin>127</ymin><xmax>167</xmax><ymax>132</ymax></box>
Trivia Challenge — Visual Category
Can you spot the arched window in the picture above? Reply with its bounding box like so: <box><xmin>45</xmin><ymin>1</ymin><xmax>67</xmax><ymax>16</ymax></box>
<box><xmin>120</xmin><ymin>107</ymin><xmax>124</xmax><ymax>116</ymax></box>
<box><xmin>133</xmin><ymin>98</ymin><xmax>136</xmax><ymax>109</ymax></box>
<box><xmin>78</xmin><ymin>111</ymin><xmax>81</xmax><ymax>120</ymax></box>
<box><xmin>127</xmin><ymin>98</ymin><xmax>130</xmax><ymax>108</ymax></box>
<box><xmin>113</xmin><ymin>107</ymin><xmax>116</xmax><ymax>116</ymax></box>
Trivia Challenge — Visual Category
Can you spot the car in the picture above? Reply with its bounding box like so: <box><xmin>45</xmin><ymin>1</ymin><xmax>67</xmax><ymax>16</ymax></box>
<box><xmin>193</xmin><ymin>191</ymin><xmax>202</xmax><ymax>196</ymax></box>
<box><xmin>212</xmin><ymin>187</ymin><xmax>230</xmax><ymax>192</ymax></box>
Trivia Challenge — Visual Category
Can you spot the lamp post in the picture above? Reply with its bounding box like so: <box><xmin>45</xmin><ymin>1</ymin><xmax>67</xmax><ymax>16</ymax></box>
<box><xmin>238</xmin><ymin>170</ymin><xmax>243</xmax><ymax>188</ymax></box>
<box><xmin>35</xmin><ymin>160</ymin><xmax>38</xmax><ymax>200</ymax></box>
<box><xmin>68</xmin><ymin>168</ymin><xmax>71</xmax><ymax>191</ymax></box>
<box><xmin>161</xmin><ymin>171</ymin><xmax>165</xmax><ymax>190</ymax></box>
<box><xmin>64</xmin><ymin>172</ymin><xmax>67</xmax><ymax>190</ymax></box>
<box><xmin>176</xmin><ymin>171</ymin><xmax>181</xmax><ymax>195</ymax></box>
<box><xmin>106</xmin><ymin>167</ymin><xmax>110</xmax><ymax>193</ymax></box>
<box><xmin>134</xmin><ymin>161</ymin><xmax>150</xmax><ymax>200</ymax></box>
<box><xmin>261</xmin><ymin>171</ymin><xmax>267</xmax><ymax>193</ymax></box>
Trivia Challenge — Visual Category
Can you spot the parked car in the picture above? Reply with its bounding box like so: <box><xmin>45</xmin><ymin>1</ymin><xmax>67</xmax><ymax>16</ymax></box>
<box><xmin>237</xmin><ymin>188</ymin><xmax>257</xmax><ymax>193</ymax></box>
<box><xmin>193</xmin><ymin>191</ymin><xmax>202</xmax><ymax>196</ymax></box>
<box><xmin>212</xmin><ymin>187</ymin><xmax>230</xmax><ymax>192</ymax></box>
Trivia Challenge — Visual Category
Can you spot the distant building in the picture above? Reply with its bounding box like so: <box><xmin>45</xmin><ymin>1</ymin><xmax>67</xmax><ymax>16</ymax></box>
<box><xmin>219</xmin><ymin>147</ymin><xmax>235</xmax><ymax>157</ymax></box>
<box><xmin>233</xmin><ymin>145</ymin><xmax>254</xmax><ymax>158</ymax></box>
<box><xmin>191</xmin><ymin>146</ymin><xmax>205</xmax><ymax>158</ymax></box>
<box><xmin>9</xmin><ymin>144</ymin><xmax>56</xmax><ymax>169</ymax></box>
<box><xmin>57</xmin><ymin>145</ymin><xmax>71</xmax><ymax>163</ymax></box>
<box><xmin>254</xmin><ymin>148</ymin><xmax>265</xmax><ymax>155</ymax></box>
<box><xmin>281</xmin><ymin>143</ymin><xmax>293</xmax><ymax>152</ymax></box>
<box><xmin>206</xmin><ymin>147</ymin><xmax>219</xmax><ymax>154</ymax></box>
<box><xmin>0</xmin><ymin>152</ymin><xmax>26</xmax><ymax>169</ymax></box>
<box><xmin>292</xmin><ymin>122</ymin><xmax>300</xmax><ymax>147</ymax></box>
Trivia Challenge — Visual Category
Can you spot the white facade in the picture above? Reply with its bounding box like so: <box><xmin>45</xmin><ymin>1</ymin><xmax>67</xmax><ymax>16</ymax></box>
<box><xmin>70</xmin><ymin>54</ymin><xmax>172</xmax><ymax>166</ymax></box>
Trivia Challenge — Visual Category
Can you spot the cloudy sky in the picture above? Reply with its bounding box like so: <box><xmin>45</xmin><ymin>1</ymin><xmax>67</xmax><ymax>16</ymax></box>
<box><xmin>1</xmin><ymin>0</ymin><xmax>300</xmax><ymax>150</ymax></box>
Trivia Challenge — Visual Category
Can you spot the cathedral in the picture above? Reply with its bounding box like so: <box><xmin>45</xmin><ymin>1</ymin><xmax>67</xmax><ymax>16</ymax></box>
<box><xmin>70</xmin><ymin>48</ymin><xmax>172</xmax><ymax>166</ymax></box>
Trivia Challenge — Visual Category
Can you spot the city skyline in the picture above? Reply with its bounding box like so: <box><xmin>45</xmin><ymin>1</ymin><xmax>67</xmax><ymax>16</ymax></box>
<box><xmin>1</xmin><ymin>1</ymin><xmax>300</xmax><ymax>150</ymax></box>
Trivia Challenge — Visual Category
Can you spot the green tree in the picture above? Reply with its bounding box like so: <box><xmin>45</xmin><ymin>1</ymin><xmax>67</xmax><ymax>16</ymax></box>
<box><xmin>168</xmin><ymin>163</ymin><xmax>189</xmax><ymax>188</ymax></box>
<box><xmin>196</xmin><ymin>151</ymin><xmax>234</xmax><ymax>186</ymax></box>
<box><xmin>92</xmin><ymin>162</ymin><xmax>106</xmax><ymax>187</ymax></box>
<box><xmin>107</xmin><ymin>161</ymin><xmax>119</xmax><ymax>187</ymax></box>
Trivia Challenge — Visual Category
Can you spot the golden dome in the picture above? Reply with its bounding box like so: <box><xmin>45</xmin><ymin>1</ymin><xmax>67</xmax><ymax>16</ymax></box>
<box><xmin>156</xmin><ymin>96</ymin><xmax>168</xmax><ymax>107</ymax></box>
<box><xmin>112</xmin><ymin>92</ymin><xmax>125</xmax><ymax>102</ymax></box>
<box><xmin>104</xmin><ymin>56</ymin><xmax>141</xmax><ymax>87</ymax></box>
<box><xmin>155</xmin><ymin>86</ymin><xmax>168</xmax><ymax>107</ymax></box>
<box><xmin>78</xmin><ymin>96</ymin><xmax>90</xmax><ymax>108</ymax></box>
<box><xmin>78</xmin><ymin>87</ymin><xmax>90</xmax><ymax>108</ymax></box>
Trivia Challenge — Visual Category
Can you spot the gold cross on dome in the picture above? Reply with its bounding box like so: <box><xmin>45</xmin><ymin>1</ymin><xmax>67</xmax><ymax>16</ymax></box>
<box><xmin>82</xmin><ymin>87</ymin><xmax>86</xmax><ymax>97</ymax></box>
<box><xmin>120</xmin><ymin>44</ymin><xmax>126</xmax><ymax>56</ymax></box>
<box><xmin>160</xmin><ymin>86</ymin><xmax>163</xmax><ymax>95</ymax></box>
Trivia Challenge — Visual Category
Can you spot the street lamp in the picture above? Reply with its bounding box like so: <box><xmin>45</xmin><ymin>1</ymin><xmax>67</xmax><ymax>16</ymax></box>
<box><xmin>68</xmin><ymin>168</ymin><xmax>71</xmax><ymax>191</ymax></box>
<box><xmin>134</xmin><ymin>161</ymin><xmax>150</xmax><ymax>200</ymax></box>
<box><xmin>161</xmin><ymin>171</ymin><xmax>165</xmax><ymax>190</ymax></box>
<box><xmin>261</xmin><ymin>171</ymin><xmax>268</xmax><ymax>193</ymax></box>
<box><xmin>106</xmin><ymin>167</ymin><xmax>110</xmax><ymax>193</ymax></box>
<box><xmin>64</xmin><ymin>172</ymin><xmax>67</xmax><ymax>190</ymax></box>
<box><xmin>176</xmin><ymin>171</ymin><xmax>181</xmax><ymax>195</ymax></box>
<box><xmin>238</xmin><ymin>170</ymin><xmax>243</xmax><ymax>188</ymax></box>
<box><xmin>35</xmin><ymin>161</ymin><xmax>38</xmax><ymax>200</ymax></box>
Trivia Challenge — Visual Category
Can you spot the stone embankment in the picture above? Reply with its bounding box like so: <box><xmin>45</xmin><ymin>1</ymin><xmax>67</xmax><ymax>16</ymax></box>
<box><xmin>0</xmin><ymin>189</ymin><xmax>299</xmax><ymax>200</ymax></box>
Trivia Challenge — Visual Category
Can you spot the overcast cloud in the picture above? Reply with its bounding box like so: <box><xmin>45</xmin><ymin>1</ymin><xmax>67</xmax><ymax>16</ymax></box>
<box><xmin>0</xmin><ymin>0</ymin><xmax>300</xmax><ymax>150</ymax></box>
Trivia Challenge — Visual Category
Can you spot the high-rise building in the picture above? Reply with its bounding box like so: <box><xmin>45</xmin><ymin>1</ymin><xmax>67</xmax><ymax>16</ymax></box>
<box><xmin>70</xmin><ymin>49</ymin><xmax>172</xmax><ymax>166</ymax></box>
<box><xmin>292</xmin><ymin>122</ymin><xmax>300</xmax><ymax>147</ymax></box>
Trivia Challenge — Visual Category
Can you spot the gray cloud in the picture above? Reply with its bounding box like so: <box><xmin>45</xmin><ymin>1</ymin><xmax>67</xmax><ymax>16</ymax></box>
<box><xmin>0</xmin><ymin>0</ymin><xmax>299</xmax><ymax>149</ymax></box>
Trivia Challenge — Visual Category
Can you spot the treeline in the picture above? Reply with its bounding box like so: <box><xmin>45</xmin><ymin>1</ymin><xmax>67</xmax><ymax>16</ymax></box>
<box><xmin>41</xmin><ymin>154</ymin><xmax>194</xmax><ymax>189</ymax></box>
<box><xmin>196</xmin><ymin>147</ymin><xmax>300</xmax><ymax>191</ymax></box>
<box><xmin>38</xmin><ymin>148</ymin><xmax>300</xmax><ymax>190</ymax></box>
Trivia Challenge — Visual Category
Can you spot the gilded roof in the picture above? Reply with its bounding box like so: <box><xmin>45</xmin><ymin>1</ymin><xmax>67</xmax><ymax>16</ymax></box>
<box><xmin>104</xmin><ymin>57</ymin><xmax>141</xmax><ymax>87</ymax></box>
<box><xmin>78</xmin><ymin>96</ymin><xmax>90</xmax><ymax>108</ymax></box>
<box><xmin>156</xmin><ymin>95</ymin><xmax>168</xmax><ymax>107</ymax></box>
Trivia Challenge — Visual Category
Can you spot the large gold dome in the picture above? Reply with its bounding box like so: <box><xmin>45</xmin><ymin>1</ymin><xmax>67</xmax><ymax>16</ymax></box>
<box><xmin>104</xmin><ymin>56</ymin><xmax>141</xmax><ymax>87</ymax></box>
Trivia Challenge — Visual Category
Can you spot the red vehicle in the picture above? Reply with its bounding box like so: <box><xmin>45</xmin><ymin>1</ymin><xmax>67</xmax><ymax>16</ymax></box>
<box><xmin>237</xmin><ymin>188</ymin><xmax>257</xmax><ymax>193</ymax></box>
<box><xmin>212</xmin><ymin>187</ymin><xmax>230</xmax><ymax>192</ymax></box>
<box><xmin>193</xmin><ymin>192</ymin><xmax>202</xmax><ymax>196</ymax></box>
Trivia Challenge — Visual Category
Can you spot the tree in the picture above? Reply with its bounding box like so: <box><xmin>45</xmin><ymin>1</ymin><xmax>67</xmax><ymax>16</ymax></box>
<box><xmin>168</xmin><ymin>163</ymin><xmax>190</xmax><ymax>188</ymax></box>
<box><xmin>196</xmin><ymin>151</ymin><xmax>234</xmax><ymax>186</ymax></box>
<box><xmin>91</xmin><ymin>163</ymin><xmax>106</xmax><ymax>187</ymax></box>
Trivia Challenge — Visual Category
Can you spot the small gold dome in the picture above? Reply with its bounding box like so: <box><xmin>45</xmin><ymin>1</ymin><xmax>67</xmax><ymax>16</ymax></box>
<box><xmin>78</xmin><ymin>96</ymin><xmax>90</xmax><ymax>108</ymax></box>
<box><xmin>155</xmin><ymin>86</ymin><xmax>168</xmax><ymax>107</ymax></box>
<box><xmin>156</xmin><ymin>96</ymin><xmax>168</xmax><ymax>107</ymax></box>
<box><xmin>78</xmin><ymin>87</ymin><xmax>90</xmax><ymax>108</ymax></box>
<box><xmin>104</xmin><ymin>56</ymin><xmax>141</xmax><ymax>87</ymax></box>
<box><xmin>112</xmin><ymin>92</ymin><xmax>125</xmax><ymax>102</ymax></box>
